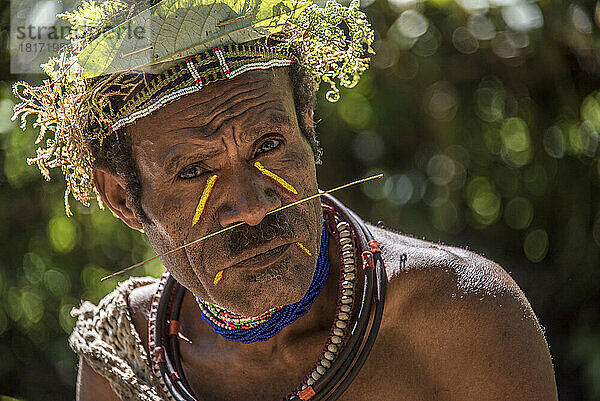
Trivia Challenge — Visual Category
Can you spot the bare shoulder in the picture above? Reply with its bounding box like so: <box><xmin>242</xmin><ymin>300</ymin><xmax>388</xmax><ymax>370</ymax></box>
<box><xmin>368</xmin><ymin>224</ymin><xmax>558</xmax><ymax>400</ymax></box>
<box><xmin>369</xmin><ymin>223</ymin><xmax>539</xmax><ymax>324</ymax></box>
<box><xmin>370</xmin><ymin>224</ymin><xmax>519</xmax><ymax>294</ymax></box>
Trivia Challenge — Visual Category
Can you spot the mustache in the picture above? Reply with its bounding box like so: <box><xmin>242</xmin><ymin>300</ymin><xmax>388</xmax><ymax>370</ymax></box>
<box><xmin>225</xmin><ymin>210</ymin><xmax>298</xmax><ymax>255</ymax></box>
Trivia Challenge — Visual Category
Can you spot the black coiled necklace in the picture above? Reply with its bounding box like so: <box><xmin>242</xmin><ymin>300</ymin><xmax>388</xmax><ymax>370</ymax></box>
<box><xmin>148</xmin><ymin>194</ymin><xmax>387</xmax><ymax>401</ymax></box>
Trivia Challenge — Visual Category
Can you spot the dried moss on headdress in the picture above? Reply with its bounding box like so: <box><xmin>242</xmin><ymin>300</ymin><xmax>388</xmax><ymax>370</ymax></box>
<box><xmin>12</xmin><ymin>1</ymin><xmax>158</xmax><ymax>214</ymax></box>
<box><xmin>12</xmin><ymin>0</ymin><xmax>374</xmax><ymax>215</ymax></box>
<box><xmin>12</xmin><ymin>53</ymin><xmax>148</xmax><ymax>215</ymax></box>
<box><xmin>13</xmin><ymin>57</ymin><xmax>94</xmax><ymax>215</ymax></box>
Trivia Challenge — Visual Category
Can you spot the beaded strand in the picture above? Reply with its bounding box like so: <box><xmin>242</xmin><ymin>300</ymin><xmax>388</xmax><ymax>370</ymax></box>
<box><xmin>197</xmin><ymin>302</ymin><xmax>281</xmax><ymax>330</ymax></box>
<box><xmin>104</xmin><ymin>46</ymin><xmax>294</xmax><ymax>136</ymax></box>
<box><xmin>288</xmin><ymin>220</ymin><xmax>358</xmax><ymax>401</ymax></box>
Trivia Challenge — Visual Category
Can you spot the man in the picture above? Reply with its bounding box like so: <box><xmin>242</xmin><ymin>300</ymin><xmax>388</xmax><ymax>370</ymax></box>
<box><xmin>14</xmin><ymin>0</ymin><xmax>558</xmax><ymax>400</ymax></box>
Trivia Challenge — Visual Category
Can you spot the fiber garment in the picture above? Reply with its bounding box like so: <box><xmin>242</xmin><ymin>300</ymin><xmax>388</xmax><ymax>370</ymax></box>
<box><xmin>69</xmin><ymin>277</ymin><xmax>166</xmax><ymax>401</ymax></box>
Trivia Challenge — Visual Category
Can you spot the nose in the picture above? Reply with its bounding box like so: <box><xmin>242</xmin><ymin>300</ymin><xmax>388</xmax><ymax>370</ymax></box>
<box><xmin>218</xmin><ymin>163</ymin><xmax>282</xmax><ymax>227</ymax></box>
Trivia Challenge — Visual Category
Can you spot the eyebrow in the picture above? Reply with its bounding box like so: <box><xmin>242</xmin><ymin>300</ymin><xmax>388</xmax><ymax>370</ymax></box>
<box><xmin>164</xmin><ymin>152</ymin><xmax>199</xmax><ymax>174</ymax></box>
<box><xmin>161</xmin><ymin>112</ymin><xmax>295</xmax><ymax>172</ymax></box>
<box><xmin>263</xmin><ymin>112</ymin><xmax>294</xmax><ymax>127</ymax></box>
<box><xmin>162</xmin><ymin>143</ymin><xmax>220</xmax><ymax>173</ymax></box>
<box><xmin>234</xmin><ymin>112</ymin><xmax>295</xmax><ymax>144</ymax></box>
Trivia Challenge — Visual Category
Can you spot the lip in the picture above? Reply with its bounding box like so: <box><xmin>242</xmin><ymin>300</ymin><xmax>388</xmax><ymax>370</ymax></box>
<box><xmin>226</xmin><ymin>242</ymin><xmax>293</xmax><ymax>271</ymax></box>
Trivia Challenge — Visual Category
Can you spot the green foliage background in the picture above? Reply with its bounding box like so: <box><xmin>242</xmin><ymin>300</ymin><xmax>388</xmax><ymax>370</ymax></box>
<box><xmin>1</xmin><ymin>0</ymin><xmax>600</xmax><ymax>399</ymax></box>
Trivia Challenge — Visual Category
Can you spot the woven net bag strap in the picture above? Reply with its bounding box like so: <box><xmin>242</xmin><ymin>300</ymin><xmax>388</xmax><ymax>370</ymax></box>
<box><xmin>69</xmin><ymin>277</ymin><xmax>169</xmax><ymax>401</ymax></box>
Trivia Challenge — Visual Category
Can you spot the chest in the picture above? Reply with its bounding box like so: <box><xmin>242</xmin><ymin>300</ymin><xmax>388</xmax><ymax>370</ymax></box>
<box><xmin>173</xmin><ymin>324</ymin><xmax>427</xmax><ymax>401</ymax></box>
<box><xmin>179</xmin><ymin>327</ymin><xmax>330</xmax><ymax>401</ymax></box>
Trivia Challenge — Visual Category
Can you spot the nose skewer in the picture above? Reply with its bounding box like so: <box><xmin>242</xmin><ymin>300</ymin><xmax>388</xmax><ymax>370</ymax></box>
<box><xmin>100</xmin><ymin>173</ymin><xmax>384</xmax><ymax>281</ymax></box>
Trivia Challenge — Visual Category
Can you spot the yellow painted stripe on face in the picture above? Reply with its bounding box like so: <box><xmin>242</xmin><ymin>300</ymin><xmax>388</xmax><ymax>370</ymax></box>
<box><xmin>254</xmin><ymin>161</ymin><xmax>298</xmax><ymax>195</ymax></box>
<box><xmin>296</xmin><ymin>242</ymin><xmax>312</xmax><ymax>256</ymax></box>
<box><xmin>192</xmin><ymin>174</ymin><xmax>218</xmax><ymax>227</ymax></box>
<box><xmin>213</xmin><ymin>270</ymin><xmax>224</xmax><ymax>285</ymax></box>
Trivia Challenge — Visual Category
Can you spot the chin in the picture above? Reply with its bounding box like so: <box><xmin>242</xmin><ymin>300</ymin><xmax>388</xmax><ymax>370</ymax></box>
<box><xmin>215</xmin><ymin>261</ymin><xmax>316</xmax><ymax>317</ymax></box>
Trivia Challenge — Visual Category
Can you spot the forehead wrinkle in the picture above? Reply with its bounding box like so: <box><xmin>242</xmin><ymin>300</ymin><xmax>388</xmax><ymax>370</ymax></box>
<box><xmin>172</xmin><ymin>81</ymin><xmax>269</xmax><ymax>123</ymax></box>
<box><xmin>214</xmin><ymin>99</ymin><xmax>285</xmax><ymax>144</ymax></box>
<box><xmin>203</xmin><ymin>79</ymin><xmax>275</xmax><ymax>125</ymax></box>
<box><xmin>205</xmin><ymin>90</ymin><xmax>272</xmax><ymax>132</ymax></box>
<box><xmin>168</xmin><ymin>92</ymin><xmax>220</xmax><ymax>119</ymax></box>
<box><xmin>204</xmin><ymin>80</ymin><xmax>271</xmax><ymax>120</ymax></box>
<box><xmin>160</xmin><ymin>82</ymin><xmax>272</xmax><ymax>137</ymax></box>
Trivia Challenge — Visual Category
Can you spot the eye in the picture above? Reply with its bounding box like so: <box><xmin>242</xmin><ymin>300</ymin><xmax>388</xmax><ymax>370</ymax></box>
<box><xmin>256</xmin><ymin>138</ymin><xmax>282</xmax><ymax>155</ymax></box>
<box><xmin>178</xmin><ymin>165</ymin><xmax>204</xmax><ymax>179</ymax></box>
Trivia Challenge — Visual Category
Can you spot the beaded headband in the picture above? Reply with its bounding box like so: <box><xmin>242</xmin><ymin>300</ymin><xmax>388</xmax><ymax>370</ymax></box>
<box><xmin>12</xmin><ymin>0</ymin><xmax>374</xmax><ymax>214</ymax></box>
<box><xmin>97</xmin><ymin>44</ymin><xmax>295</xmax><ymax>140</ymax></box>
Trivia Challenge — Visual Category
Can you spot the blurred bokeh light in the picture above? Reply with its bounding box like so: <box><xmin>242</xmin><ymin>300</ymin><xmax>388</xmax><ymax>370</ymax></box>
<box><xmin>1</xmin><ymin>0</ymin><xmax>600</xmax><ymax>399</ymax></box>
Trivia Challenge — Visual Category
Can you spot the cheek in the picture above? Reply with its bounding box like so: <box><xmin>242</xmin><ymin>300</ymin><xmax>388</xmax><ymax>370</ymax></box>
<box><xmin>143</xmin><ymin>214</ymin><xmax>208</xmax><ymax>297</ymax></box>
<box><xmin>140</xmin><ymin>183</ymin><xmax>203</xmax><ymax>284</ymax></box>
<box><xmin>142</xmin><ymin>202</ymin><xmax>185</xmax><ymax>257</ymax></box>
<box><xmin>292</xmin><ymin>135</ymin><xmax>318</xmax><ymax>182</ymax></box>
<box><xmin>292</xmin><ymin>152</ymin><xmax>318</xmax><ymax>198</ymax></box>
<box><xmin>274</xmin><ymin>140</ymin><xmax>318</xmax><ymax>194</ymax></box>
<box><xmin>145</xmin><ymin>193</ymin><xmax>185</xmax><ymax>234</ymax></box>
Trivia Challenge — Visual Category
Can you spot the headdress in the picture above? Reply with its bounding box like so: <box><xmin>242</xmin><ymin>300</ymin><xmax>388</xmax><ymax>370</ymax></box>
<box><xmin>12</xmin><ymin>0</ymin><xmax>374</xmax><ymax>215</ymax></box>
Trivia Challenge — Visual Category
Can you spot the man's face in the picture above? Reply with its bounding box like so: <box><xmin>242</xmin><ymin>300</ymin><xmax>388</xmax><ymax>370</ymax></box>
<box><xmin>127</xmin><ymin>69</ymin><xmax>322</xmax><ymax>316</ymax></box>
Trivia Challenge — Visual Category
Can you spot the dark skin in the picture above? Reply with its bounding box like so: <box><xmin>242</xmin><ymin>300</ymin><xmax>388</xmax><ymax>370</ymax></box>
<box><xmin>109</xmin><ymin>69</ymin><xmax>321</xmax><ymax>316</ymax></box>
<box><xmin>80</xmin><ymin>68</ymin><xmax>559</xmax><ymax>400</ymax></box>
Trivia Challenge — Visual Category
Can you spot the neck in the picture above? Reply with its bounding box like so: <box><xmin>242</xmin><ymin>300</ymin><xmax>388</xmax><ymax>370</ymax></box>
<box><xmin>270</xmin><ymin>237</ymin><xmax>342</xmax><ymax>343</ymax></box>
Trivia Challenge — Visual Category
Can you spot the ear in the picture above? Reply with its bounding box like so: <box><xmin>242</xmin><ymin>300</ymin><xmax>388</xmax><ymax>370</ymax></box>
<box><xmin>303</xmin><ymin>107</ymin><xmax>315</xmax><ymax>129</ymax></box>
<box><xmin>93</xmin><ymin>168</ymin><xmax>143</xmax><ymax>230</ymax></box>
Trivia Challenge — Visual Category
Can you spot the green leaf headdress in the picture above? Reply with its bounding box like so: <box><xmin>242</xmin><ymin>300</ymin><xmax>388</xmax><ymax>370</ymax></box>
<box><xmin>12</xmin><ymin>0</ymin><xmax>374</xmax><ymax>215</ymax></box>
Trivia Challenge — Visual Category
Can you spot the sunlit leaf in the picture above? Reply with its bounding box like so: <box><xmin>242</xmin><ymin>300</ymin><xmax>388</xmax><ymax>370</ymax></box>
<box><xmin>78</xmin><ymin>0</ymin><xmax>310</xmax><ymax>76</ymax></box>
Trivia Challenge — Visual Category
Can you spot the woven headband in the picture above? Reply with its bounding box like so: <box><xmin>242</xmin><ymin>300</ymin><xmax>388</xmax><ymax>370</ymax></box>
<box><xmin>98</xmin><ymin>44</ymin><xmax>295</xmax><ymax>140</ymax></box>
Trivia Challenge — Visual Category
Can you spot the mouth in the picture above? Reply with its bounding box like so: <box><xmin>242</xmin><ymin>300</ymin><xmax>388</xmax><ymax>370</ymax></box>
<box><xmin>227</xmin><ymin>242</ymin><xmax>293</xmax><ymax>271</ymax></box>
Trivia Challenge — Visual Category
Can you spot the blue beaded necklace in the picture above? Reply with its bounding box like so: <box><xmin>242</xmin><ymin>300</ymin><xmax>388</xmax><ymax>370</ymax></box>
<box><xmin>196</xmin><ymin>222</ymin><xmax>330</xmax><ymax>343</ymax></box>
